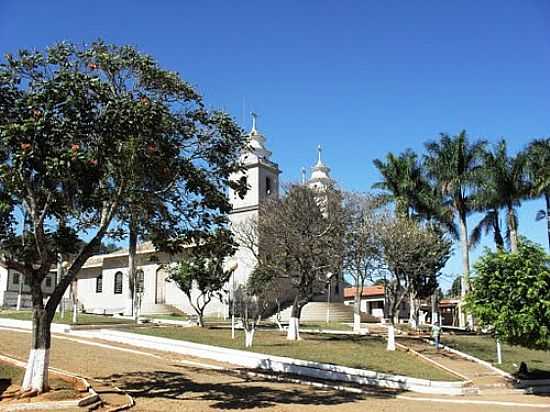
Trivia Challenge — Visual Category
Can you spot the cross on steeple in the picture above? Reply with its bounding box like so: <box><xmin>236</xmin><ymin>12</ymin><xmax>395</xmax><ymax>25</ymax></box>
<box><xmin>317</xmin><ymin>145</ymin><xmax>322</xmax><ymax>163</ymax></box>
<box><xmin>251</xmin><ymin>112</ymin><xmax>258</xmax><ymax>132</ymax></box>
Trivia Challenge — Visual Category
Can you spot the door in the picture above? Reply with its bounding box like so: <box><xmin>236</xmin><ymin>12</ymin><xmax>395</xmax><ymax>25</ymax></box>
<box><xmin>155</xmin><ymin>269</ymin><xmax>167</xmax><ymax>304</ymax></box>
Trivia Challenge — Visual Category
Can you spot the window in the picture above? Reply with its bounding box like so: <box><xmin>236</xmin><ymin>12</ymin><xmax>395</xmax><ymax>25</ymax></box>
<box><xmin>265</xmin><ymin>177</ymin><xmax>272</xmax><ymax>195</ymax></box>
<box><xmin>45</xmin><ymin>276</ymin><xmax>52</xmax><ymax>288</ymax></box>
<box><xmin>136</xmin><ymin>270</ymin><xmax>144</xmax><ymax>293</ymax></box>
<box><xmin>114</xmin><ymin>272</ymin><xmax>123</xmax><ymax>294</ymax></box>
<box><xmin>12</xmin><ymin>273</ymin><xmax>20</xmax><ymax>285</ymax></box>
<box><xmin>96</xmin><ymin>274</ymin><xmax>103</xmax><ymax>293</ymax></box>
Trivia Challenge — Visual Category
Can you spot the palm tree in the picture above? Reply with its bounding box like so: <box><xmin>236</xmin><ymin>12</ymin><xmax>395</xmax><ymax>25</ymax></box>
<box><xmin>472</xmin><ymin>140</ymin><xmax>529</xmax><ymax>252</ymax></box>
<box><xmin>373</xmin><ymin>149</ymin><xmax>444</xmax><ymax>219</ymax></box>
<box><xmin>424</xmin><ymin>131</ymin><xmax>486</xmax><ymax>305</ymax></box>
<box><xmin>525</xmin><ymin>138</ymin><xmax>550</xmax><ymax>249</ymax></box>
<box><xmin>469</xmin><ymin>208</ymin><xmax>504</xmax><ymax>250</ymax></box>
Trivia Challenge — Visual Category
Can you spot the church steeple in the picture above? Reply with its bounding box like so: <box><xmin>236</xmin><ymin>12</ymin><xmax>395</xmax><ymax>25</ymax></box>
<box><xmin>308</xmin><ymin>145</ymin><xmax>333</xmax><ymax>190</ymax></box>
<box><xmin>243</xmin><ymin>112</ymin><xmax>272</xmax><ymax>164</ymax></box>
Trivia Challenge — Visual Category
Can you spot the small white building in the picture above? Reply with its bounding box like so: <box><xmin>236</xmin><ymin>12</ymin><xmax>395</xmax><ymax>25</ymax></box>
<box><xmin>0</xmin><ymin>261</ymin><xmax>56</xmax><ymax>308</ymax></box>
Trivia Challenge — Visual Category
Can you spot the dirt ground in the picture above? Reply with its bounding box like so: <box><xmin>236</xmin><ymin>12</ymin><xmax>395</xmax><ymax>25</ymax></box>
<box><xmin>0</xmin><ymin>328</ymin><xmax>549</xmax><ymax>412</ymax></box>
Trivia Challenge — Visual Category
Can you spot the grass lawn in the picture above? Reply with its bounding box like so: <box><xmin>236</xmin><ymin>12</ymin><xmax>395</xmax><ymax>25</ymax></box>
<box><xmin>122</xmin><ymin>325</ymin><xmax>458</xmax><ymax>381</ymax></box>
<box><xmin>441</xmin><ymin>334</ymin><xmax>550</xmax><ymax>378</ymax></box>
<box><xmin>0</xmin><ymin>310</ymin><xmax>134</xmax><ymax>325</ymax></box>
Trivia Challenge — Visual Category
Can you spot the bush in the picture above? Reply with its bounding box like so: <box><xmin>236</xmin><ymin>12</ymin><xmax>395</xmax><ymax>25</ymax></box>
<box><xmin>466</xmin><ymin>240</ymin><xmax>550</xmax><ymax>350</ymax></box>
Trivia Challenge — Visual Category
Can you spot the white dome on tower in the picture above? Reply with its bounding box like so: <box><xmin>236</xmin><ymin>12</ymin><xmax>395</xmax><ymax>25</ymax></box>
<box><xmin>242</xmin><ymin>112</ymin><xmax>275</xmax><ymax>165</ymax></box>
<box><xmin>308</xmin><ymin>145</ymin><xmax>333</xmax><ymax>190</ymax></box>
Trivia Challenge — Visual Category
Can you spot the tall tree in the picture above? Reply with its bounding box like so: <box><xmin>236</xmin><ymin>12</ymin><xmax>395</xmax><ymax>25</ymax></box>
<box><xmin>525</xmin><ymin>138</ymin><xmax>550</xmax><ymax>249</ymax></box>
<box><xmin>342</xmin><ymin>192</ymin><xmax>385</xmax><ymax>332</ymax></box>
<box><xmin>372</xmin><ymin>149</ymin><xmax>424</xmax><ymax>218</ymax></box>
<box><xmin>424</xmin><ymin>131</ymin><xmax>486</xmax><ymax>326</ymax></box>
<box><xmin>472</xmin><ymin>140</ymin><xmax>529</xmax><ymax>252</ymax></box>
<box><xmin>0</xmin><ymin>41</ymin><xmax>246</xmax><ymax>393</ymax></box>
<box><xmin>253</xmin><ymin>184</ymin><xmax>345</xmax><ymax>341</ymax></box>
<box><xmin>379</xmin><ymin>216</ymin><xmax>451</xmax><ymax>350</ymax></box>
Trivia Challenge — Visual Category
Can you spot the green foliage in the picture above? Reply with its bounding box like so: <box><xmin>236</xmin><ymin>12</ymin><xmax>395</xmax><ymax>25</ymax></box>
<box><xmin>466</xmin><ymin>240</ymin><xmax>550</xmax><ymax>350</ymax></box>
<box><xmin>0</xmin><ymin>40</ymin><xmax>246</xmax><ymax>296</ymax></box>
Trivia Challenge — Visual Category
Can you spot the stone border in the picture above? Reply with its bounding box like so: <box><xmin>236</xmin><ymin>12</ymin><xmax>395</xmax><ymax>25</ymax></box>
<box><xmin>88</xmin><ymin>329</ymin><xmax>467</xmax><ymax>395</ymax></box>
<box><xmin>0</xmin><ymin>353</ymin><xmax>99</xmax><ymax>411</ymax></box>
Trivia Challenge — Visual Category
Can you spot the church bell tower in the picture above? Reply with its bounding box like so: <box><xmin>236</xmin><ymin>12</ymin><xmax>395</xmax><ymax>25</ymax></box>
<box><xmin>228</xmin><ymin>113</ymin><xmax>281</xmax><ymax>285</ymax></box>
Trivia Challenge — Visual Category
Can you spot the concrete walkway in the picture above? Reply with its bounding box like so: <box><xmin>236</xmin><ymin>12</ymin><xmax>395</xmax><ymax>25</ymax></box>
<box><xmin>1</xmin><ymin>328</ymin><xmax>549</xmax><ymax>411</ymax></box>
<box><xmin>398</xmin><ymin>337</ymin><xmax>505</xmax><ymax>386</ymax></box>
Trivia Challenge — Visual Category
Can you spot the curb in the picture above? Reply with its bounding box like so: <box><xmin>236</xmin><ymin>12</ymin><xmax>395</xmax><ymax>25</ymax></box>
<box><xmin>83</xmin><ymin>328</ymin><xmax>468</xmax><ymax>395</ymax></box>
<box><xmin>0</xmin><ymin>353</ymin><xmax>99</xmax><ymax>411</ymax></box>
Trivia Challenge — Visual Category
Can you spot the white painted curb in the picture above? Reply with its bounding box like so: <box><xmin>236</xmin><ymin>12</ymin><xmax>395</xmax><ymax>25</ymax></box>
<box><xmin>0</xmin><ymin>318</ymin><xmax>466</xmax><ymax>395</ymax></box>
<box><xmin>88</xmin><ymin>329</ymin><xmax>466</xmax><ymax>395</ymax></box>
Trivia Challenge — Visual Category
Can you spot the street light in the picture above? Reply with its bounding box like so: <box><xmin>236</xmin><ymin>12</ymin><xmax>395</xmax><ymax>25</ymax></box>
<box><xmin>326</xmin><ymin>272</ymin><xmax>336</xmax><ymax>324</ymax></box>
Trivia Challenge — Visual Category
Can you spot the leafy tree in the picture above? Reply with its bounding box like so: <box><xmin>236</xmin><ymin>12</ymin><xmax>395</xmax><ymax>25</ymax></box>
<box><xmin>168</xmin><ymin>231</ymin><xmax>237</xmax><ymax>327</ymax></box>
<box><xmin>525</xmin><ymin>138</ymin><xmax>550</xmax><ymax>249</ymax></box>
<box><xmin>0</xmin><ymin>41</ymin><xmax>246</xmax><ymax>393</ymax></box>
<box><xmin>379</xmin><ymin>216</ymin><xmax>452</xmax><ymax>349</ymax></box>
<box><xmin>233</xmin><ymin>267</ymin><xmax>282</xmax><ymax>347</ymax></box>
<box><xmin>466</xmin><ymin>240</ymin><xmax>550</xmax><ymax>351</ymax></box>
<box><xmin>342</xmin><ymin>192</ymin><xmax>385</xmax><ymax>332</ymax></box>
<box><xmin>472</xmin><ymin>140</ymin><xmax>529</xmax><ymax>252</ymax></box>
<box><xmin>424</xmin><ymin>131</ymin><xmax>486</xmax><ymax>327</ymax></box>
<box><xmin>253</xmin><ymin>184</ymin><xmax>345</xmax><ymax>341</ymax></box>
<box><xmin>446</xmin><ymin>276</ymin><xmax>462</xmax><ymax>298</ymax></box>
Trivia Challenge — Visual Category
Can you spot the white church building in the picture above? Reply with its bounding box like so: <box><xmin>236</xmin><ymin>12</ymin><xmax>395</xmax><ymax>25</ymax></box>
<box><xmin>0</xmin><ymin>117</ymin><xmax>352</xmax><ymax>321</ymax></box>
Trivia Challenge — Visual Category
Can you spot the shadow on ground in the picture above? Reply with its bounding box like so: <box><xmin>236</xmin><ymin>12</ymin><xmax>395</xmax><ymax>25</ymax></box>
<box><xmin>97</xmin><ymin>366</ymin><xmax>398</xmax><ymax>410</ymax></box>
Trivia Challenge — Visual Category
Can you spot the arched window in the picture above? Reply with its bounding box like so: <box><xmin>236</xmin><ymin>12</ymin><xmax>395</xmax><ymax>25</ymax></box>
<box><xmin>114</xmin><ymin>272</ymin><xmax>123</xmax><ymax>294</ymax></box>
<box><xmin>136</xmin><ymin>270</ymin><xmax>144</xmax><ymax>293</ymax></box>
<box><xmin>96</xmin><ymin>274</ymin><xmax>103</xmax><ymax>293</ymax></box>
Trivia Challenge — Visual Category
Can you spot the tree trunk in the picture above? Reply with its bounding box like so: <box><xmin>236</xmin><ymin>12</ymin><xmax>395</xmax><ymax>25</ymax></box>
<box><xmin>70</xmin><ymin>281</ymin><xmax>78</xmax><ymax>324</ymax></box>
<box><xmin>493</xmin><ymin>211</ymin><xmax>504</xmax><ymax>250</ymax></box>
<box><xmin>128</xmin><ymin>219</ymin><xmax>138</xmax><ymax>320</ymax></box>
<box><xmin>458</xmin><ymin>213</ymin><xmax>470</xmax><ymax>328</ymax></box>
<box><xmin>431</xmin><ymin>292</ymin><xmax>438</xmax><ymax>324</ymax></box>
<box><xmin>545</xmin><ymin>193</ymin><xmax>550</xmax><ymax>250</ymax></box>
<box><xmin>22</xmin><ymin>278</ymin><xmax>51</xmax><ymax>393</ymax></box>
<box><xmin>287</xmin><ymin>299</ymin><xmax>303</xmax><ymax>341</ymax></box>
<box><xmin>408</xmin><ymin>294</ymin><xmax>417</xmax><ymax>329</ymax></box>
<box><xmin>353</xmin><ymin>279</ymin><xmax>363</xmax><ymax>332</ymax></box>
<box><xmin>244</xmin><ymin>326</ymin><xmax>256</xmax><ymax>347</ymax></box>
<box><xmin>386</xmin><ymin>319</ymin><xmax>396</xmax><ymax>351</ymax></box>
<box><xmin>507</xmin><ymin>206</ymin><xmax>518</xmax><ymax>253</ymax></box>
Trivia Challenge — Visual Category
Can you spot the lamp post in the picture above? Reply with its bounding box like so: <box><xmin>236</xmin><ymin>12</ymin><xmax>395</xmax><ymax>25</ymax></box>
<box><xmin>326</xmin><ymin>272</ymin><xmax>335</xmax><ymax>325</ymax></box>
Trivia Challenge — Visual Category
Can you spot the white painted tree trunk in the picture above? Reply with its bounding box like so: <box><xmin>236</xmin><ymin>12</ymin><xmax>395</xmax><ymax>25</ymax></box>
<box><xmin>353</xmin><ymin>312</ymin><xmax>362</xmax><ymax>332</ymax></box>
<box><xmin>287</xmin><ymin>316</ymin><xmax>301</xmax><ymax>340</ymax></box>
<box><xmin>386</xmin><ymin>324</ymin><xmax>396</xmax><ymax>351</ymax></box>
<box><xmin>244</xmin><ymin>327</ymin><xmax>256</xmax><ymax>347</ymax></box>
<box><xmin>409</xmin><ymin>296</ymin><xmax>417</xmax><ymax>329</ymax></box>
<box><xmin>72</xmin><ymin>303</ymin><xmax>78</xmax><ymax>324</ymax></box>
<box><xmin>22</xmin><ymin>348</ymin><xmax>49</xmax><ymax>393</ymax></box>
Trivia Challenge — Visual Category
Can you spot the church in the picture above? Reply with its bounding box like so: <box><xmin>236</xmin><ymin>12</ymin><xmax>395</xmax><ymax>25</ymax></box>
<box><xmin>0</xmin><ymin>117</ymin><xmax>352</xmax><ymax>321</ymax></box>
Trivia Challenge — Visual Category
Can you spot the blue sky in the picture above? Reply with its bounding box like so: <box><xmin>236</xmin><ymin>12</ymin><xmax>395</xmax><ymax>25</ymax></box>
<box><xmin>2</xmin><ymin>1</ymin><xmax>549</xmax><ymax>290</ymax></box>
